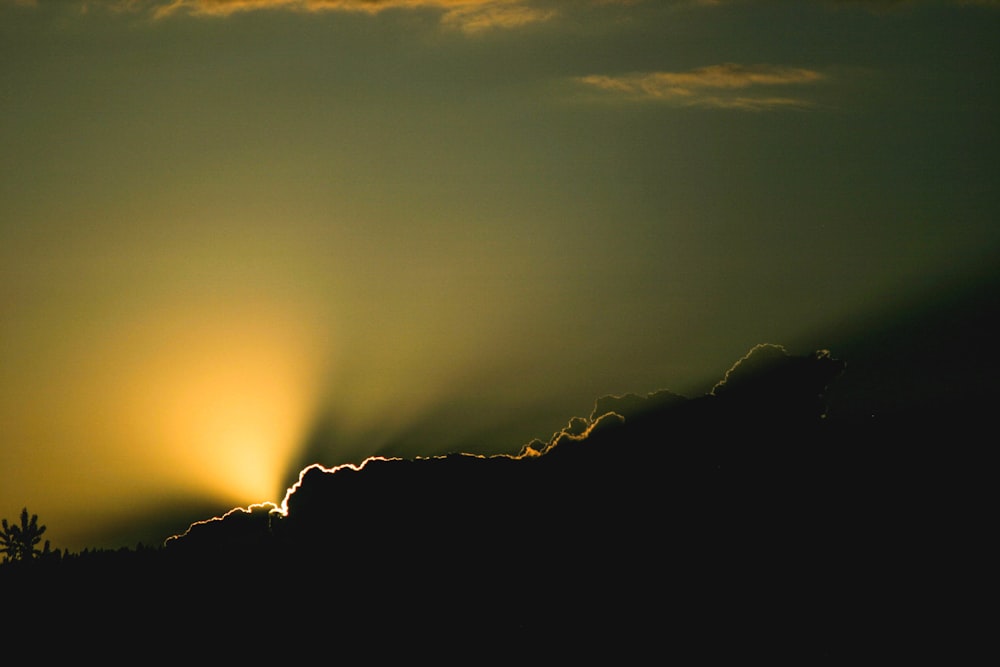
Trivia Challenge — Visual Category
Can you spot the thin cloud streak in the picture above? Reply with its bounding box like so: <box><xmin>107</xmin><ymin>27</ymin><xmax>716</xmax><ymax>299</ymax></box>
<box><xmin>440</xmin><ymin>2</ymin><xmax>557</xmax><ymax>32</ymax></box>
<box><xmin>577</xmin><ymin>63</ymin><xmax>826</xmax><ymax>110</ymax></box>
<box><xmin>11</xmin><ymin>0</ymin><xmax>996</xmax><ymax>23</ymax></box>
<box><xmin>148</xmin><ymin>0</ymin><xmax>561</xmax><ymax>31</ymax></box>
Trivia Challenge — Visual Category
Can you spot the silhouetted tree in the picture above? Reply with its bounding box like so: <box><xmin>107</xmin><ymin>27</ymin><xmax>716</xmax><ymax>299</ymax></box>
<box><xmin>0</xmin><ymin>508</ymin><xmax>49</xmax><ymax>563</ymax></box>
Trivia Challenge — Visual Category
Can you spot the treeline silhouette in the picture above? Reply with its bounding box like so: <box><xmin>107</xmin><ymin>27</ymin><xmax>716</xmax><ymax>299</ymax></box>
<box><xmin>0</xmin><ymin>344</ymin><xmax>975</xmax><ymax>659</ymax></box>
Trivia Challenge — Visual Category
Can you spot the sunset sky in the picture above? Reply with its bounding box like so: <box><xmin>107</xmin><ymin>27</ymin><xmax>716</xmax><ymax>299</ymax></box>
<box><xmin>2</xmin><ymin>0</ymin><xmax>997</xmax><ymax>552</ymax></box>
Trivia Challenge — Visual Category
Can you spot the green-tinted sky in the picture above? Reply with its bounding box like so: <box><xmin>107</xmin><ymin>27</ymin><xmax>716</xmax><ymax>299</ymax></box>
<box><xmin>2</xmin><ymin>0</ymin><xmax>998</xmax><ymax>552</ymax></box>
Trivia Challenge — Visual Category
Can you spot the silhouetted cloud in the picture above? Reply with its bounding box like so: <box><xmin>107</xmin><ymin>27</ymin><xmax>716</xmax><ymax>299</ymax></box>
<box><xmin>164</xmin><ymin>501</ymin><xmax>280</xmax><ymax>551</ymax></box>
<box><xmin>153</xmin><ymin>259</ymin><xmax>1000</xmax><ymax>567</ymax></box>
<box><xmin>9</xmin><ymin>339</ymin><xmax>983</xmax><ymax>660</ymax></box>
<box><xmin>164</xmin><ymin>343</ymin><xmax>846</xmax><ymax>558</ymax></box>
<box><xmin>589</xmin><ymin>389</ymin><xmax>688</xmax><ymax>422</ymax></box>
<box><xmin>518</xmin><ymin>388</ymin><xmax>686</xmax><ymax>457</ymax></box>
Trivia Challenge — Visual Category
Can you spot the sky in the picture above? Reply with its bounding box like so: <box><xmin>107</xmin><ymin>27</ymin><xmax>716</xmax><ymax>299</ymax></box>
<box><xmin>2</xmin><ymin>0</ymin><xmax>997</xmax><ymax>553</ymax></box>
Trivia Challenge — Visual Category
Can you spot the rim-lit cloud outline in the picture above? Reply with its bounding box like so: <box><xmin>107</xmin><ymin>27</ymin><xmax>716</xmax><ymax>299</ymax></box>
<box><xmin>576</xmin><ymin>63</ymin><xmax>827</xmax><ymax>111</ymax></box>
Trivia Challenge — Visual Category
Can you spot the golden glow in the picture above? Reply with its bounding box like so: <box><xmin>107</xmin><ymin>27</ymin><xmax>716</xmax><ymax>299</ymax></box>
<box><xmin>118</xmin><ymin>299</ymin><xmax>328</xmax><ymax>506</ymax></box>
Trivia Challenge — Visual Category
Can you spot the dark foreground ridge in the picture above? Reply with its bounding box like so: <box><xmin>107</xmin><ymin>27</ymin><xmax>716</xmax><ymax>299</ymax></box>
<box><xmin>2</xmin><ymin>344</ymin><xmax>979</xmax><ymax>659</ymax></box>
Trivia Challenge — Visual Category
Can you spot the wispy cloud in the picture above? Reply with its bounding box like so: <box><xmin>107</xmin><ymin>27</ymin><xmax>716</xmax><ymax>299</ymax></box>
<box><xmin>143</xmin><ymin>0</ymin><xmax>560</xmax><ymax>31</ymax></box>
<box><xmin>576</xmin><ymin>63</ymin><xmax>826</xmax><ymax>111</ymax></box>
<box><xmin>439</xmin><ymin>2</ymin><xmax>558</xmax><ymax>33</ymax></box>
<box><xmin>10</xmin><ymin>0</ymin><xmax>996</xmax><ymax>24</ymax></box>
<box><xmin>827</xmin><ymin>0</ymin><xmax>1000</xmax><ymax>8</ymax></box>
<box><xmin>0</xmin><ymin>0</ymin><xmax>562</xmax><ymax>30</ymax></box>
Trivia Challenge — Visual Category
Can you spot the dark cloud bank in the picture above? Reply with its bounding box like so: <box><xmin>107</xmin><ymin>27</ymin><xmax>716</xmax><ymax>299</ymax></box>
<box><xmin>4</xmin><ymin>318</ymin><xmax>992</xmax><ymax>659</ymax></box>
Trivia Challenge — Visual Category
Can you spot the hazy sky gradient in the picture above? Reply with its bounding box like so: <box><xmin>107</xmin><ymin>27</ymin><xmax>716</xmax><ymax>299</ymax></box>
<box><xmin>2</xmin><ymin>0</ymin><xmax>997</xmax><ymax>551</ymax></box>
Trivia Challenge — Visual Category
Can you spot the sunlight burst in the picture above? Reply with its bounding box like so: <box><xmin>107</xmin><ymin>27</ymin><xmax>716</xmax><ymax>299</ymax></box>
<box><xmin>118</xmin><ymin>300</ymin><xmax>329</xmax><ymax>508</ymax></box>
